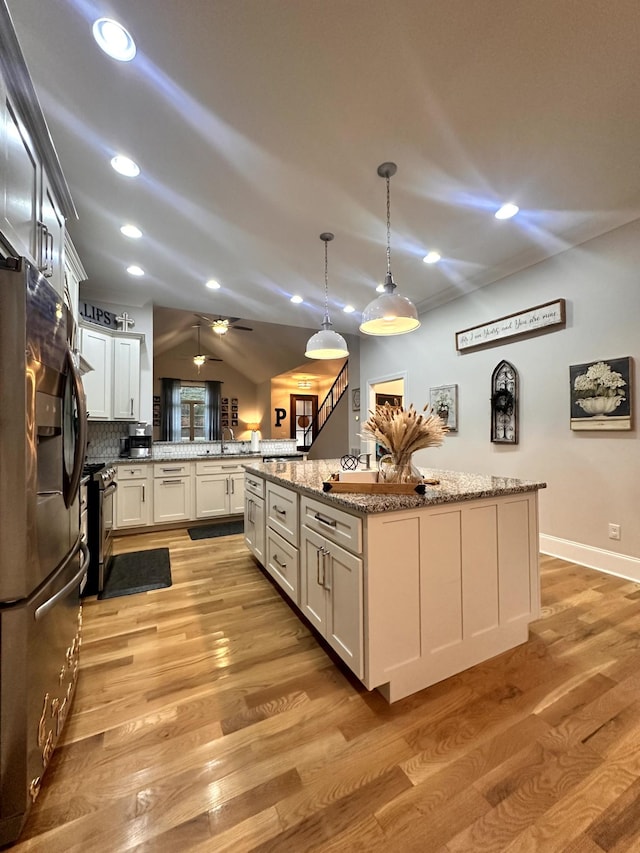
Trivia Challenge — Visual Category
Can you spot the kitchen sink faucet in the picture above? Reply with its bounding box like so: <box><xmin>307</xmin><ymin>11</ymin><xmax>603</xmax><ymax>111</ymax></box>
<box><xmin>221</xmin><ymin>426</ymin><xmax>234</xmax><ymax>452</ymax></box>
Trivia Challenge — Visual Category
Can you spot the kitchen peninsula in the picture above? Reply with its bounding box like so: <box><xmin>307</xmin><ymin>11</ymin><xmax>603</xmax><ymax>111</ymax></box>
<box><xmin>244</xmin><ymin>458</ymin><xmax>546</xmax><ymax>702</ymax></box>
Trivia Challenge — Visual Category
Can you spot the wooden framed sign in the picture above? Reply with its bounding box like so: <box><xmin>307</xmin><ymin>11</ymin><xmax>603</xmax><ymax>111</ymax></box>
<box><xmin>456</xmin><ymin>298</ymin><xmax>566</xmax><ymax>352</ymax></box>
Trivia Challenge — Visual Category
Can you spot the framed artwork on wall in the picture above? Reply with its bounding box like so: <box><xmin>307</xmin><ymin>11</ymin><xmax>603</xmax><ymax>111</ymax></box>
<box><xmin>352</xmin><ymin>387</ymin><xmax>360</xmax><ymax>411</ymax></box>
<box><xmin>429</xmin><ymin>384</ymin><xmax>458</xmax><ymax>432</ymax></box>
<box><xmin>570</xmin><ymin>357</ymin><xmax>632</xmax><ymax>431</ymax></box>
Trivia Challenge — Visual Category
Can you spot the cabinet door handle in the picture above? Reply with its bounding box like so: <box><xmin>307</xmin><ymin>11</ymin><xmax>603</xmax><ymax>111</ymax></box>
<box><xmin>142</xmin><ymin>484</ymin><xmax>145</xmax><ymax>502</ymax></box>
<box><xmin>225</xmin><ymin>479</ymin><xmax>229</xmax><ymax>495</ymax></box>
<box><xmin>314</xmin><ymin>512</ymin><xmax>336</xmax><ymax>528</ymax></box>
<box><xmin>273</xmin><ymin>505</ymin><xmax>286</xmax><ymax>517</ymax></box>
<box><xmin>130</xmin><ymin>398</ymin><xmax>134</xmax><ymax>416</ymax></box>
<box><xmin>323</xmin><ymin>550</ymin><xmax>331</xmax><ymax>591</ymax></box>
<box><xmin>230</xmin><ymin>479</ymin><xmax>235</xmax><ymax>494</ymax></box>
<box><xmin>47</xmin><ymin>230</ymin><xmax>54</xmax><ymax>276</ymax></box>
<box><xmin>37</xmin><ymin>221</ymin><xmax>49</xmax><ymax>274</ymax></box>
<box><xmin>316</xmin><ymin>548</ymin><xmax>325</xmax><ymax>587</ymax></box>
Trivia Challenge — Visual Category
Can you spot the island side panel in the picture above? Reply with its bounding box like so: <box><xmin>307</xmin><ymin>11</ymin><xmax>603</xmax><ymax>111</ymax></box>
<box><xmin>366</xmin><ymin>492</ymin><xmax>540</xmax><ymax>702</ymax></box>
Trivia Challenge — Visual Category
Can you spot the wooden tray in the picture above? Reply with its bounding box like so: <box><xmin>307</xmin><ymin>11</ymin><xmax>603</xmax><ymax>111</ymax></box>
<box><xmin>322</xmin><ymin>475</ymin><xmax>440</xmax><ymax>495</ymax></box>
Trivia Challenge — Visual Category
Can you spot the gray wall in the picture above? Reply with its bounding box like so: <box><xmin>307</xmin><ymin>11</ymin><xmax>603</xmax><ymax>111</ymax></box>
<box><xmin>359</xmin><ymin>219</ymin><xmax>640</xmax><ymax>577</ymax></box>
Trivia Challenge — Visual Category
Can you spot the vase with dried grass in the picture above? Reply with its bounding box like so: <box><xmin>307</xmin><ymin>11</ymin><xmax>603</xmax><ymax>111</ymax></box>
<box><xmin>362</xmin><ymin>402</ymin><xmax>448</xmax><ymax>483</ymax></box>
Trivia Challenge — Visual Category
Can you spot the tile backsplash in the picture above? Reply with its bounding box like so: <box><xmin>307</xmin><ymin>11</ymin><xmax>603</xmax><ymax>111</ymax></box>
<box><xmin>86</xmin><ymin>422</ymin><xmax>298</xmax><ymax>462</ymax></box>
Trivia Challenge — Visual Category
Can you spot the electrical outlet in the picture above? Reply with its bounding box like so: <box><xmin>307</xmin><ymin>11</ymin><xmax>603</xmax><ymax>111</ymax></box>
<box><xmin>608</xmin><ymin>523</ymin><xmax>621</xmax><ymax>540</ymax></box>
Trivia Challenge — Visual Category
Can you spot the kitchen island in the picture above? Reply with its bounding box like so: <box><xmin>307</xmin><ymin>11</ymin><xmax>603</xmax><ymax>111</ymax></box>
<box><xmin>244</xmin><ymin>459</ymin><xmax>546</xmax><ymax>702</ymax></box>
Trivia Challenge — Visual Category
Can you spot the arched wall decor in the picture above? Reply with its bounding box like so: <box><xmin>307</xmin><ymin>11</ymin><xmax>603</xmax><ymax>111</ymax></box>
<box><xmin>491</xmin><ymin>360</ymin><xmax>519</xmax><ymax>443</ymax></box>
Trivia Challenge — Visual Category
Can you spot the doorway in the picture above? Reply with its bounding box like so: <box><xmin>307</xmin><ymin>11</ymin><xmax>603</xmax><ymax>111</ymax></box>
<box><xmin>290</xmin><ymin>394</ymin><xmax>318</xmax><ymax>451</ymax></box>
<box><xmin>367</xmin><ymin>375</ymin><xmax>406</xmax><ymax>459</ymax></box>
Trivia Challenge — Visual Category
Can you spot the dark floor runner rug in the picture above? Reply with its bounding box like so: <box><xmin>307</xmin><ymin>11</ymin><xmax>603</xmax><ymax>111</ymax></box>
<box><xmin>188</xmin><ymin>520</ymin><xmax>244</xmax><ymax>541</ymax></box>
<box><xmin>98</xmin><ymin>548</ymin><xmax>172</xmax><ymax>600</ymax></box>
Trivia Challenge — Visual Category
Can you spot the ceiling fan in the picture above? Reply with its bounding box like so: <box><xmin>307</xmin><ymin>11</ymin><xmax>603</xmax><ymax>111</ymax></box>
<box><xmin>195</xmin><ymin>314</ymin><xmax>254</xmax><ymax>336</ymax></box>
<box><xmin>185</xmin><ymin>323</ymin><xmax>223</xmax><ymax>372</ymax></box>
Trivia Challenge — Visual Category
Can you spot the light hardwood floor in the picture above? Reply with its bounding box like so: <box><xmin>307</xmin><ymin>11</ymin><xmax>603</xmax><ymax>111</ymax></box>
<box><xmin>12</xmin><ymin>530</ymin><xmax>640</xmax><ymax>852</ymax></box>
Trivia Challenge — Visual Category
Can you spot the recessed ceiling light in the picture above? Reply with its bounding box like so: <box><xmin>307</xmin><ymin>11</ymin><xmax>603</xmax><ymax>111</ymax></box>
<box><xmin>111</xmin><ymin>155</ymin><xmax>140</xmax><ymax>177</ymax></box>
<box><xmin>92</xmin><ymin>18</ymin><xmax>136</xmax><ymax>62</ymax></box>
<box><xmin>126</xmin><ymin>265</ymin><xmax>144</xmax><ymax>276</ymax></box>
<box><xmin>495</xmin><ymin>202</ymin><xmax>519</xmax><ymax>220</ymax></box>
<box><xmin>120</xmin><ymin>224</ymin><xmax>142</xmax><ymax>239</ymax></box>
<box><xmin>205</xmin><ymin>279</ymin><xmax>220</xmax><ymax>289</ymax></box>
<box><xmin>376</xmin><ymin>283</ymin><xmax>385</xmax><ymax>293</ymax></box>
<box><xmin>290</xmin><ymin>295</ymin><xmax>303</xmax><ymax>304</ymax></box>
<box><xmin>343</xmin><ymin>304</ymin><xmax>355</xmax><ymax>313</ymax></box>
<box><xmin>423</xmin><ymin>251</ymin><xmax>441</xmax><ymax>264</ymax></box>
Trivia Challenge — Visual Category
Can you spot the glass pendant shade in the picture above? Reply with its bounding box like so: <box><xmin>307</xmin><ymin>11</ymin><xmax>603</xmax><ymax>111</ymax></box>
<box><xmin>359</xmin><ymin>162</ymin><xmax>420</xmax><ymax>336</ymax></box>
<box><xmin>305</xmin><ymin>232</ymin><xmax>349</xmax><ymax>360</ymax></box>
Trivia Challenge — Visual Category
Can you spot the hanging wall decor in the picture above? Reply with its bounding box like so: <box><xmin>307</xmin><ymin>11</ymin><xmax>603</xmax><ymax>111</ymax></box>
<box><xmin>429</xmin><ymin>384</ymin><xmax>458</xmax><ymax>432</ymax></box>
<box><xmin>491</xmin><ymin>360</ymin><xmax>518</xmax><ymax>443</ymax></box>
<box><xmin>456</xmin><ymin>299</ymin><xmax>565</xmax><ymax>352</ymax></box>
<box><xmin>570</xmin><ymin>357</ymin><xmax>632</xmax><ymax>431</ymax></box>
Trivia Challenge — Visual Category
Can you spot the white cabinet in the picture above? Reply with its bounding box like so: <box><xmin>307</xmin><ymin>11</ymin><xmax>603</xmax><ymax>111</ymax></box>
<box><xmin>115</xmin><ymin>464</ymin><xmax>152</xmax><ymax>529</ymax></box>
<box><xmin>300</xmin><ymin>510</ymin><xmax>363</xmax><ymax>679</ymax></box>
<box><xmin>63</xmin><ymin>234</ymin><xmax>87</xmax><ymax>332</ymax></box>
<box><xmin>244</xmin><ymin>473</ymin><xmax>265</xmax><ymax>563</ymax></box>
<box><xmin>0</xmin><ymin>86</ymin><xmax>69</xmax><ymax>295</ymax></box>
<box><xmin>80</xmin><ymin>323</ymin><xmax>143</xmax><ymax>421</ymax></box>
<box><xmin>194</xmin><ymin>460</ymin><xmax>244</xmax><ymax>519</ymax></box>
<box><xmin>153</xmin><ymin>462</ymin><xmax>191</xmax><ymax>523</ymax></box>
<box><xmin>112</xmin><ymin>337</ymin><xmax>141</xmax><ymax>420</ymax></box>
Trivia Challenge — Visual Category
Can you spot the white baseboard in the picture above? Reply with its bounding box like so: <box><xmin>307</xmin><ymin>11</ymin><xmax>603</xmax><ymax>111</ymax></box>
<box><xmin>540</xmin><ymin>534</ymin><xmax>640</xmax><ymax>583</ymax></box>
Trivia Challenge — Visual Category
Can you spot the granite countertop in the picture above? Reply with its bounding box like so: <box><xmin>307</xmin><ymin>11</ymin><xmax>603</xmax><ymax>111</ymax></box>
<box><xmin>88</xmin><ymin>453</ymin><xmax>263</xmax><ymax>466</ymax></box>
<box><xmin>244</xmin><ymin>458</ymin><xmax>547</xmax><ymax>515</ymax></box>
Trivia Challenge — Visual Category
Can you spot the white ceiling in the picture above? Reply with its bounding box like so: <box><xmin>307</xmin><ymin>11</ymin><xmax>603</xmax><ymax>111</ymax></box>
<box><xmin>7</xmin><ymin>0</ymin><xmax>640</xmax><ymax>352</ymax></box>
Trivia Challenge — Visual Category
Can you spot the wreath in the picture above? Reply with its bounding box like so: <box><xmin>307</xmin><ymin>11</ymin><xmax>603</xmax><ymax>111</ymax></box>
<box><xmin>492</xmin><ymin>388</ymin><xmax>514</xmax><ymax>416</ymax></box>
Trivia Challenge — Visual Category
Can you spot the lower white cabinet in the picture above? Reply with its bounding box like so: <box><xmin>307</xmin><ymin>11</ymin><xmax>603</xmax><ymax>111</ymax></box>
<box><xmin>266</xmin><ymin>527</ymin><xmax>299</xmax><ymax>602</ymax></box>
<box><xmin>195</xmin><ymin>460</ymin><xmax>245</xmax><ymax>518</ymax></box>
<box><xmin>153</xmin><ymin>462</ymin><xmax>191</xmax><ymax>523</ymax></box>
<box><xmin>300</xmin><ymin>524</ymin><xmax>363</xmax><ymax>678</ymax></box>
<box><xmin>115</xmin><ymin>464</ymin><xmax>152</xmax><ymax>528</ymax></box>
<box><xmin>244</xmin><ymin>473</ymin><xmax>265</xmax><ymax>563</ymax></box>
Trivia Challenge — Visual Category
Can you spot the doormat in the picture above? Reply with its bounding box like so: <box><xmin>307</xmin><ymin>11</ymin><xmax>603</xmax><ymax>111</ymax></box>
<box><xmin>187</xmin><ymin>520</ymin><xmax>244</xmax><ymax>541</ymax></box>
<box><xmin>98</xmin><ymin>548</ymin><xmax>172</xmax><ymax>600</ymax></box>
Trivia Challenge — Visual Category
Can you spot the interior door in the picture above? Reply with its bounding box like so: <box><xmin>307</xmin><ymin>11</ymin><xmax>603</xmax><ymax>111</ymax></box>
<box><xmin>290</xmin><ymin>394</ymin><xmax>318</xmax><ymax>450</ymax></box>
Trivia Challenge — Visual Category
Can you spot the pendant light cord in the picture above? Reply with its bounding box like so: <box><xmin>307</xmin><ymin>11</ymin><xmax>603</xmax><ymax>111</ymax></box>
<box><xmin>386</xmin><ymin>173</ymin><xmax>392</xmax><ymax>277</ymax></box>
<box><xmin>324</xmin><ymin>237</ymin><xmax>330</xmax><ymax>316</ymax></box>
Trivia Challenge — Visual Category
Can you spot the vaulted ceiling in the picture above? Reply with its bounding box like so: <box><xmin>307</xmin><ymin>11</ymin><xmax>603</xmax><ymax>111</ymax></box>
<box><xmin>7</xmin><ymin>0</ymin><xmax>640</xmax><ymax>360</ymax></box>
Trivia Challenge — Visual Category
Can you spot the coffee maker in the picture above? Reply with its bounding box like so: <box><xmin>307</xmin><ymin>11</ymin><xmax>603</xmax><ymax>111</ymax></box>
<box><xmin>120</xmin><ymin>423</ymin><xmax>152</xmax><ymax>458</ymax></box>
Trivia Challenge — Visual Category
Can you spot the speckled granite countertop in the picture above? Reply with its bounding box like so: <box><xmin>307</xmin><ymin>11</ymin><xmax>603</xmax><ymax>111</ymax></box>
<box><xmin>99</xmin><ymin>453</ymin><xmax>262</xmax><ymax>465</ymax></box>
<box><xmin>244</xmin><ymin>459</ymin><xmax>546</xmax><ymax>515</ymax></box>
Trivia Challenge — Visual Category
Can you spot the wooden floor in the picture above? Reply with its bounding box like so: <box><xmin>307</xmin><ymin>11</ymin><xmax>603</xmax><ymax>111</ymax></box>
<box><xmin>12</xmin><ymin>530</ymin><xmax>640</xmax><ymax>852</ymax></box>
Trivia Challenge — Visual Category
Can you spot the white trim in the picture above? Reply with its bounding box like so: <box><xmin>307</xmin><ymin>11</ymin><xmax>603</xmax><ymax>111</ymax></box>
<box><xmin>540</xmin><ymin>534</ymin><xmax>640</xmax><ymax>582</ymax></box>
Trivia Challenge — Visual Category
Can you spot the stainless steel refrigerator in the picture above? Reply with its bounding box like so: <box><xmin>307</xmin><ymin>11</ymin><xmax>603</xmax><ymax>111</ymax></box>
<box><xmin>0</xmin><ymin>256</ymin><xmax>88</xmax><ymax>845</ymax></box>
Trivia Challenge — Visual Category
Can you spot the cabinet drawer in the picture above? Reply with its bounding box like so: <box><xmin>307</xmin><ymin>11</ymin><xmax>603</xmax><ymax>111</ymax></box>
<box><xmin>245</xmin><ymin>472</ymin><xmax>265</xmax><ymax>499</ymax></box>
<box><xmin>266</xmin><ymin>482</ymin><xmax>298</xmax><ymax>546</ymax></box>
<box><xmin>266</xmin><ymin>527</ymin><xmax>299</xmax><ymax>604</ymax></box>
<box><xmin>116</xmin><ymin>464</ymin><xmax>150</xmax><ymax>480</ymax></box>
<box><xmin>196</xmin><ymin>460</ymin><xmax>243</xmax><ymax>475</ymax></box>
<box><xmin>300</xmin><ymin>496</ymin><xmax>362</xmax><ymax>555</ymax></box>
<box><xmin>154</xmin><ymin>462</ymin><xmax>191</xmax><ymax>478</ymax></box>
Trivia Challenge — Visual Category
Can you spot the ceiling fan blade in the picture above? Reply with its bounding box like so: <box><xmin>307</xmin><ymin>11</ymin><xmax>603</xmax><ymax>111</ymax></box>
<box><xmin>207</xmin><ymin>357</ymin><xmax>223</xmax><ymax>362</ymax></box>
<box><xmin>233</xmin><ymin>324</ymin><xmax>253</xmax><ymax>332</ymax></box>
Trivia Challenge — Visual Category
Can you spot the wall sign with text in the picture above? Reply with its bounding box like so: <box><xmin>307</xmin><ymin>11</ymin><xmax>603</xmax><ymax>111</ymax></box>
<box><xmin>456</xmin><ymin>299</ymin><xmax>566</xmax><ymax>352</ymax></box>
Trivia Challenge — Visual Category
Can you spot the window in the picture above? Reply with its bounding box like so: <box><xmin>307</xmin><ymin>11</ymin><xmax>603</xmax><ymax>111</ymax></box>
<box><xmin>180</xmin><ymin>384</ymin><xmax>205</xmax><ymax>441</ymax></box>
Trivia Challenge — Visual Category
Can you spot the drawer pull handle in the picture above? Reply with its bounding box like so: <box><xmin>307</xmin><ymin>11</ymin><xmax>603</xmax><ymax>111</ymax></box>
<box><xmin>274</xmin><ymin>505</ymin><xmax>287</xmax><ymax>516</ymax></box>
<box><xmin>161</xmin><ymin>467</ymin><xmax>182</xmax><ymax>473</ymax></box>
<box><xmin>314</xmin><ymin>512</ymin><xmax>336</xmax><ymax>528</ymax></box>
<box><xmin>162</xmin><ymin>479</ymin><xmax>182</xmax><ymax>485</ymax></box>
<box><xmin>273</xmin><ymin>554</ymin><xmax>286</xmax><ymax>570</ymax></box>
<box><xmin>248</xmin><ymin>479</ymin><xmax>259</xmax><ymax>487</ymax></box>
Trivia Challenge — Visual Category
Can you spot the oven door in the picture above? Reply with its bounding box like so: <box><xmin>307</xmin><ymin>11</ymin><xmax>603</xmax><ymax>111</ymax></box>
<box><xmin>98</xmin><ymin>482</ymin><xmax>117</xmax><ymax>590</ymax></box>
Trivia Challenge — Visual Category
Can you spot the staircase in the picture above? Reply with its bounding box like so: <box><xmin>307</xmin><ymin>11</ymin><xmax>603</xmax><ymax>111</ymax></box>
<box><xmin>308</xmin><ymin>361</ymin><xmax>348</xmax><ymax>446</ymax></box>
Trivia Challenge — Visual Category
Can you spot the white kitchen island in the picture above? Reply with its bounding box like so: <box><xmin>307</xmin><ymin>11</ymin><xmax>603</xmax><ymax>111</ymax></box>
<box><xmin>243</xmin><ymin>459</ymin><xmax>546</xmax><ymax>702</ymax></box>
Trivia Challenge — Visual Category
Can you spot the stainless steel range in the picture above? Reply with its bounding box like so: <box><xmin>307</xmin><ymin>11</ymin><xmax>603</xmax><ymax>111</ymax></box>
<box><xmin>83</xmin><ymin>463</ymin><xmax>117</xmax><ymax>596</ymax></box>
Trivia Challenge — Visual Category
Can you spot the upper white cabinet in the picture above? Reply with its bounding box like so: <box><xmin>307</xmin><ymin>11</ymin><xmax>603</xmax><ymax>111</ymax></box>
<box><xmin>63</xmin><ymin>234</ymin><xmax>87</xmax><ymax>332</ymax></box>
<box><xmin>80</xmin><ymin>323</ymin><xmax>144</xmax><ymax>421</ymax></box>
<box><xmin>0</xmin><ymin>16</ymin><xmax>75</xmax><ymax>293</ymax></box>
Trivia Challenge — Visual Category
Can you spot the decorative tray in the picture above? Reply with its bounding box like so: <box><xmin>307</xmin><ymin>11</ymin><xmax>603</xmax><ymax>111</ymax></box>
<box><xmin>322</xmin><ymin>473</ymin><xmax>440</xmax><ymax>495</ymax></box>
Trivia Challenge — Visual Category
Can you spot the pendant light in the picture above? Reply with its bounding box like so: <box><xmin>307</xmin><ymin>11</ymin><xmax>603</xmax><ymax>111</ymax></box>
<box><xmin>360</xmin><ymin>162</ymin><xmax>421</xmax><ymax>336</ymax></box>
<box><xmin>305</xmin><ymin>232</ymin><xmax>349</xmax><ymax>359</ymax></box>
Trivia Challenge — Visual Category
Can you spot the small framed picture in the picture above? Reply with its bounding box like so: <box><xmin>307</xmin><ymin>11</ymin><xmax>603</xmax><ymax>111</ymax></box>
<box><xmin>352</xmin><ymin>388</ymin><xmax>360</xmax><ymax>411</ymax></box>
<box><xmin>570</xmin><ymin>357</ymin><xmax>632</xmax><ymax>431</ymax></box>
<box><xmin>429</xmin><ymin>384</ymin><xmax>458</xmax><ymax>432</ymax></box>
